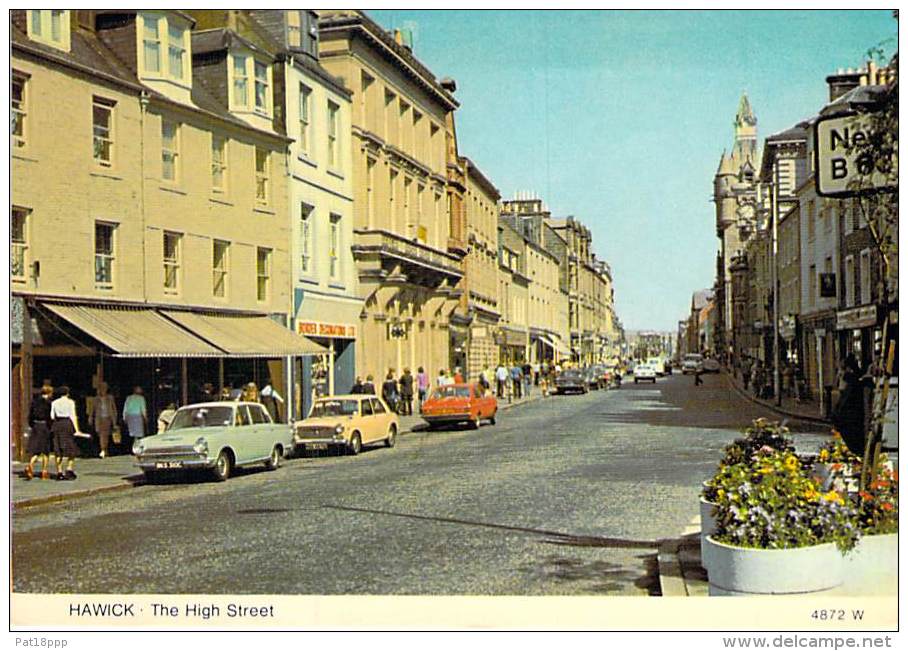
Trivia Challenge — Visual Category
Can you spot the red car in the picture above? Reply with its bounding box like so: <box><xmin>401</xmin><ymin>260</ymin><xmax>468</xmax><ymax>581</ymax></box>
<box><xmin>421</xmin><ymin>383</ymin><xmax>498</xmax><ymax>429</ymax></box>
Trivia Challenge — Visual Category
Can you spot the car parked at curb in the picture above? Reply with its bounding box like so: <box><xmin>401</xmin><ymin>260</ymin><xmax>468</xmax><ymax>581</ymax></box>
<box><xmin>292</xmin><ymin>395</ymin><xmax>399</xmax><ymax>456</ymax></box>
<box><xmin>682</xmin><ymin>353</ymin><xmax>704</xmax><ymax>374</ymax></box>
<box><xmin>133</xmin><ymin>402</ymin><xmax>292</xmax><ymax>482</ymax></box>
<box><xmin>553</xmin><ymin>368</ymin><xmax>590</xmax><ymax>394</ymax></box>
<box><xmin>703</xmin><ymin>357</ymin><xmax>721</xmax><ymax>373</ymax></box>
<box><xmin>421</xmin><ymin>383</ymin><xmax>498</xmax><ymax>429</ymax></box>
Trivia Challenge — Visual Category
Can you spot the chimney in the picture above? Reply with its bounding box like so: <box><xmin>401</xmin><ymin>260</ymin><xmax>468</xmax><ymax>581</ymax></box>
<box><xmin>393</xmin><ymin>29</ymin><xmax>403</xmax><ymax>45</ymax></box>
<box><xmin>440</xmin><ymin>77</ymin><xmax>457</xmax><ymax>93</ymax></box>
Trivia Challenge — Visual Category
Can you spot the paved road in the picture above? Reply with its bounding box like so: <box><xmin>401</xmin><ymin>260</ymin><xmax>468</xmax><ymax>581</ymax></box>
<box><xmin>12</xmin><ymin>372</ymin><xmax>828</xmax><ymax>595</ymax></box>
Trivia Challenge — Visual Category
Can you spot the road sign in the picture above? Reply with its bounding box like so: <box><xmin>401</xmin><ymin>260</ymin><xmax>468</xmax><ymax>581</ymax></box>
<box><xmin>815</xmin><ymin>111</ymin><xmax>897</xmax><ymax>197</ymax></box>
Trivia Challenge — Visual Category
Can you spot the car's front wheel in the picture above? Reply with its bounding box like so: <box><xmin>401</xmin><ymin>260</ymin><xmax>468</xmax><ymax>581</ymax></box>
<box><xmin>264</xmin><ymin>445</ymin><xmax>282</xmax><ymax>470</ymax></box>
<box><xmin>212</xmin><ymin>449</ymin><xmax>232</xmax><ymax>482</ymax></box>
<box><xmin>348</xmin><ymin>432</ymin><xmax>362</xmax><ymax>455</ymax></box>
<box><xmin>489</xmin><ymin>410</ymin><xmax>497</xmax><ymax>425</ymax></box>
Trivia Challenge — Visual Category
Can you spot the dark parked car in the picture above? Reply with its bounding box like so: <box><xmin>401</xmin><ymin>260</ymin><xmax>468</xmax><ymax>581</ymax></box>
<box><xmin>553</xmin><ymin>368</ymin><xmax>589</xmax><ymax>394</ymax></box>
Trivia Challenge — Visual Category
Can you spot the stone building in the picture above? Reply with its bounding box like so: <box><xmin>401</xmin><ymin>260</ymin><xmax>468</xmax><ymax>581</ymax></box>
<box><xmin>496</xmin><ymin>222</ymin><xmax>529</xmax><ymax>364</ymax></box>
<box><xmin>459</xmin><ymin>157</ymin><xmax>501</xmax><ymax>378</ymax></box>
<box><xmin>316</xmin><ymin>10</ymin><xmax>464</xmax><ymax>381</ymax></box>
<box><xmin>187</xmin><ymin>9</ymin><xmax>361</xmax><ymax>418</ymax></box>
<box><xmin>10</xmin><ymin>10</ymin><xmax>322</xmax><ymax>456</ymax></box>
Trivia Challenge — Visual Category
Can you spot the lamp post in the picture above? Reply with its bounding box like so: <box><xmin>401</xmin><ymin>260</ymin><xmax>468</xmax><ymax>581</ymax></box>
<box><xmin>771</xmin><ymin>160</ymin><xmax>781</xmax><ymax>406</ymax></box>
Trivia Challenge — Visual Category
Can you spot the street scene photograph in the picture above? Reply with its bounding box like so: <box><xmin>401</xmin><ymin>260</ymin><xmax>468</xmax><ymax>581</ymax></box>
<box><xmin>7</xmin><ymin>6</ymin><xmax>899</xmax><ymax>633</ymax></box>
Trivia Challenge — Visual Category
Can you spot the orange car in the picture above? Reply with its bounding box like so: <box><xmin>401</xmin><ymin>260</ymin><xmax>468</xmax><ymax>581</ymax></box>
<box><xmin>421</xmin><ymin>383</ymin><xmax>498</xmax><ymax>429</ymax></box>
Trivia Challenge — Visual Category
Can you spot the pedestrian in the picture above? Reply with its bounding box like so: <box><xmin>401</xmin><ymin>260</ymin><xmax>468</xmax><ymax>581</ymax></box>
<box><xmin>50</xmin><ymin>385</ymin><xmax>81</xmax><ymax>481</ymax></box>
<box><xmin>782</xmin><ymin>362</ymin><xmax>793</xmax><ymax>399</ymax></box>
<box><xmin>540</xmin><ymin>372</ymin><xmax>549</xmax><ymax>398</ymax></box>
<box><xmin>694</xmin><ymin>364</ymin><xmax>703</xmax><ymax>387</ymax></box>
<box><xmin>510</xmin><ymin>363</ymin><xmax>523</xmax><ymax>399</ymax></box>
<box><xmin>416</xmin><ymin>367</ymin><xmax>429</xmax><ymax>408</ymax></box>
<box><xmin>122</xmin><ymin>386</ymin><xmax>148</xmax><ymax>446</ymax></box>
<box><xmin>831</xmin><ymin>354</ymin><xmax>867</xmax><ymax>457</ymax></box>
<box><xmin>242</xmin><ymin>382</ymin><xmax>260</xmax><ymax>402</ymax></box>
<box><xmin>198</xmin><ymin>382</ymin><xmax>216</xmax><ymax>403</ymax></box>
<box><xmin>382</xmin><ymin>371</ymin><xmax>399</xmax><ymax>413</ymax></box>
<box><xmin>399</xmin><ymin>368</ymin><xmax>414</xmax><ymax>416</ymax></box>
<box><xmin>495</xmin><ymin>363</ymin><xmax>508</xmax><ymax>399</ymax></box>
<box><xmin>453</xmin><ymin>366</ymin><xmax>464</xmax><ymax>384</ymax></box>
<box><xmin>742</xmin><ymin>356</ymin><xmax>752</xmax><ymax>391</ymax></box>
<box><xmin>23</xmin><ymin>383</ymin><xmax>54</xmax><ymax>480</ymax></box>
<box><xmin>479</xmin><ymin>365</ymin><xmax>492</xmax><ymax>395</ymax></box>
<box><xmin>91</xmin><ymin>381</ymin><xmax>117</xmax><ymax>458</ymax></box>
<box><xmin>351</xmin><ymin>376</ymin><xmax>365</xmax><ymax>394</ymax></box>
<box><xmin>437</xmin><ymin>368</ymin><xmax>452</xmax><ymax>387</ymax></box>
<box><xmin>522</xmin><ymin>361</ymin><xmax>533</xmax><ymax>396</ymax></box>
<box><xmin>751</xmin><ymin>362</ymin><xmax>764</xmax><ymax>398</ymax></box>
<box><xmin>533</xmin><ymin>362</ymin><xmax>541</xmax><ymax>386</ymax></box>
<box><xmin>157</xmin><ymin>402</ymin><xmax>177</xmax><ymax>433</ymax></box>
<box><xmin>362</xmin><ymin>374</ymin><xmax>377</xmax><ymax>395</ymax></box>
<box><xmin>219</xmin><ymin>386</ymin><xmax>233</xmax><ymax>401</ymax></box>
<box><xmin>260</xmin><ymin>382</ymin><xmax>285</xmax><ymax>421</ymax></box>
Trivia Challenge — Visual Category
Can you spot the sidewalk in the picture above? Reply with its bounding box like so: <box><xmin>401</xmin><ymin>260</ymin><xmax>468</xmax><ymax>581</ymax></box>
<box><xmin>725</xmin><ymin>370</ymin><xmax>831</xmax><ymax>425</ymax></box>
<box><xmin>11</xmin><ymin>391</ymin><xmax>542</xmax><ymax>509</ymax></box>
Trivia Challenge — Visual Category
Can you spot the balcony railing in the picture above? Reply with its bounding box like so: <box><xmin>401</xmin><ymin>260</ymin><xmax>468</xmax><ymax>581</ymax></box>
<box><xmin>353</xmin><ymin>229</ymin><xmax>463</xmax><ymax>280</ymax></box>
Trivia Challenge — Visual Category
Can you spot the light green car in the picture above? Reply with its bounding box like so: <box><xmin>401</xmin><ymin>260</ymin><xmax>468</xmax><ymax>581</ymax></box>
<box><xmin>133</xmin><ymin>402</ymin><xmax>293</xmax><ymax>482</ymax></box>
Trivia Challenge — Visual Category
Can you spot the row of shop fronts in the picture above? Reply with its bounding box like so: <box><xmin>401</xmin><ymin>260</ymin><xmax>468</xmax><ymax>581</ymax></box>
<box><xmin>10</xmin><ymin>295</ymin><xmax>361</xmax><ymax>461</ymax></box>
<box><xmin>746</xmin><ymin>303</ymin><xmax>897</xmax><ymax>417</ymax></box>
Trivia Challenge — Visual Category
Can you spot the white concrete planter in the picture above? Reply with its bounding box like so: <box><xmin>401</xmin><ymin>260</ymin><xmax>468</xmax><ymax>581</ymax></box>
<box><xmin>842</xmin><ymin>533</ymin><xmax>898</xmax><ymax>594</ymax></box>
<box><xmin>703</xmin><ymin>536</ymin><xmax>844</xmax><ymax>596</ymax></box>
<box><xmin>699</xmin><ymin>497</ymin><xmax>718</xmax><ymax>570</ymax></box>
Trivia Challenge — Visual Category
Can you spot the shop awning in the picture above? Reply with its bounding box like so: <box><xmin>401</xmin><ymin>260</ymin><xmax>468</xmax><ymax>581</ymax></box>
<box><xmin>500</xmin><ymin>327</ymin><xmax>528</xmax><ymax>348</ymax></box>
<box><xmin>42</xmin><ymin>304</ymin><xmax>223</xmax><ymax>357</ymax></box>
<box><xmin>162</xmin><ymin>311</ymin><xmax>327</xmax><ymax>357</ymax></box>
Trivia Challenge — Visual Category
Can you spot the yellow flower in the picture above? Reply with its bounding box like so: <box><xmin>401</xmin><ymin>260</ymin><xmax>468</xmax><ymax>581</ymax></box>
<box><xmin>717</xmin><ymin>489</ymin><xmax>726</xmax><ymax>500</ymax></box>
<box><xmin>821</xmin><ymin>490</ymin><xmax>844</xmax><ymax>505</ymax></box>
<box><xmin>758</xmin><ymin>466</ymin><xmax>773</xmax><ymax>475</ymax></box>
<box><xmin>804</xmin><ymin>488</ymin><xmax>820</xmax><ymax>501</ymax></box>
<box><xmin>818</xmin><ymin>449</ymin><xmax>830</xmax><ymax>462</ymax></box>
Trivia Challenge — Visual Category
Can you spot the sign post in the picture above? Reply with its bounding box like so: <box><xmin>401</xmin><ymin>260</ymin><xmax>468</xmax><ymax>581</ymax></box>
<box><xmin>815</xmin><ymin>111</ymin><xmax>897</xmax><ymax>197</ymax></box>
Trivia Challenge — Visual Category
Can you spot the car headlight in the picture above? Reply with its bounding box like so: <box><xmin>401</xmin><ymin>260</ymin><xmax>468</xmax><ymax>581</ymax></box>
<box><xmin>193</xmin><ymin>437</ymin><xmax>209</xmax><ymax>455</ymax></box>
<box><xmin>132</xmin><ymin>440</ymin><xmax>145</xmax><ymax>455</ymax></box>
<box><xmin>334</xmin><ymin>424</ymin><xmax>345</xmax><ymax>435</ymax></box>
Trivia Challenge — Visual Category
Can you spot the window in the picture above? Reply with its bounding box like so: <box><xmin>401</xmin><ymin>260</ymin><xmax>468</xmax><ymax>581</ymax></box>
<box><xmin>256</xmin><ymin>248</ymin><xmax>271</xmax><ymax>301</ymax></box>
<box><xmin>300</xmin><ymin>203</ymin><xmax>313</xmax><ymax>275</ymax></box>
<box><xmin>366</xmin><ymin>158</ymin><xmax>376</xmax><ymax>227</ymax></box>
<box><xmin>298</xmin><ymin>84</ymin><xmax>311</xmax><ymax>154</ymax></box>
<box><xmin>143</xmin><ymin>15</ymin><xmax>161</xmax><ymax>73</ymax></box>
<box><xmin>92</xmin><ymin>97</ymin><xmax>115</xmax><ymax>165</ymax></box>
<box><xmin>844</xmin><ymin>255</ymin><xmax>855</xmax><ymax>307</ymax></box>
<box><xmin>255</xmin><ymin>148</ymin><xmax>270</xmax><ymax>204</ymax></box>
<box><xmin>11</xmin><ymin>207</ymin><xmax>28</xmax><ymax>281</ymax></box>
<box><xmin>161</xmin><ymin>120</ymin><xmax>179</xmax><ymax>182</ymax></box>
<box><xmin>254</xmin><ymin>60</ymin><xmax>269</xmax><ymax>113</ymax></box>
<box><xmin>287</xmin><ymin>10</ymin><xmax>301</xmax><ymax>48</ymax></box>
<box><xmin>806</xmin><ymin>200</ymin><xmax>815</xmax><ymax>241</ymax></box>
<box><xmin>233</xmin><ymin>55</ymin><xmax>248</xmax><ymax>108</ymax></box>
<box><xmin>163</xmin><ymin>231</ymin><xmax>181</xmax><ymax>292</ymax></box>
<box><xmin>211</xmin><ymin>135</ymin><xmax>227</xmax><ymax>192</ymax></box>
<box><xmin>168</xmin><ymin>23</ymin><xmax>185</xmax><ymax>79</ymax></box>
<box><xmin>212</xmin><ymin>240</ymin><xmax>229</xmax><ymax>297</ymax></box>
<box><xmin>95</xmin><ymin>222</ymin><xmax>116</xmax><ymax>289</ymax></box>
<box><xmin>11</xmin><ymin>72</ymin><xmax>27</xmax><ymax>148</ymax></box>
<box><xmin>28</xmin><ymin>10</ymin><xmax>69</xmax><ymax>50</ymax></box>
<box><xmin>859</xmin><ymin>249</ymin><xmax>872</xmax><ymax>305</ymax></box>
<box><xmin>327</xmin><ymin>101</ymin><xmax>340</xmax><ymax>169</ymax></box>
<box><xmin>329</xmin><ymin>214</ymin><xmax>341</xmax><ymax>279</ymax></box>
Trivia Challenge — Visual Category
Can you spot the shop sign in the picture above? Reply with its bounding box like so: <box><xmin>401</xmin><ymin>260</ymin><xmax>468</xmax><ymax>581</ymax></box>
<box><xmin>297</xmin><ymin>320</ymin><xmax>356</xmax><ymax>339</ymax></box>
<box><xmin>836</xmin><ymin>305</ymin><xmax>877</xmax><ymax>330</ymax></box>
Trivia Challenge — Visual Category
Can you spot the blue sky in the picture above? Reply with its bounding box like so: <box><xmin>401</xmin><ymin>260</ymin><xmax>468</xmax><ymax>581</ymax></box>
<box><xmin>370</xmin><ymin>9</ymin><xmax>896</xmax><ymax>331</ymax></box>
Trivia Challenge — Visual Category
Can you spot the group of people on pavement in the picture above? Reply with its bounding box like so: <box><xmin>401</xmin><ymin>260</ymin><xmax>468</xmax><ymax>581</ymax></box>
<box><xmin>350</xmin><ymin>366</ymin><xmax>466</xmax><ymax>415</ymax></box>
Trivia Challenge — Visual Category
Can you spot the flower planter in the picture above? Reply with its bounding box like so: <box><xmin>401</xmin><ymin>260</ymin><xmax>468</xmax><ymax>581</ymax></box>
<box><xmin>703</xmin><ymin>536</ymin><xmax>844</xmax><ymax>596</ymax></box>
<box><xmin>842</xmin><ymin>533</ymin><xmax>898</xmax><ymax>594</ymax></box>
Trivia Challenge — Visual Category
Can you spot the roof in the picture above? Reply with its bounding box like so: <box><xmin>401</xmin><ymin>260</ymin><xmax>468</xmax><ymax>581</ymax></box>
<box><xmin>191</xmin><ymin>28</ymin><xmax>275</xmax><ymax>61</ymax></box>
<box><xmin>736</xmin><ymin>93</ymin><xmax>757</xmax><ymax>126</ymax></box>
<box><xmin>461</xmin><ymin>156</ymin><xmax>500</xmax><ymax>200</ymax></box>
<box><xmin>177</xmin><ymin>402</ymin><xmax>260</xmax><ymax>410</ymax></box>
<box><xmin>691</xmin><ymin>289</ymin><xmax>714</xmax><ymax>311</ymax></box>
<box><xmin>820</xmin><ymin>83</ymin><xmax>889</xmax><ymax>116</ymax></box>
<box><xmin>12</xmin><ymin>16</ymin><xmax>289</xmax><ymax>144</ymax></box>
<box><xmin>318</xmin><ymin>10</ymin><xmax>459</xmax><ymax>111</ymax></box>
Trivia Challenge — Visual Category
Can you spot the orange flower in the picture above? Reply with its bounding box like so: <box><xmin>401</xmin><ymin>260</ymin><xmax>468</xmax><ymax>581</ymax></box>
<box><xmin>831</xmin><ymin>429</ymin><xmax>842</xmax><ymax>439</ymax></box>
<box><xmin>859</xmin><ymin>491</ymin><xmax>874</xmax><ymax>501</ymax></box>
<box><xmin>881</xmin><ymin>503</ymin><xmax>894</xmax><ymax>512</ymax></box>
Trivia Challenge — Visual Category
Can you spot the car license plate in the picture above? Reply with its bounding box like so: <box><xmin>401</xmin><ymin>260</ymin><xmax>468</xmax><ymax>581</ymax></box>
<box><xmin>154</xmin><ymin>461</ymin><xmax>183</xmax><ymax>469</ymax></box>
<box><xmin>306</xmin><ymin>443</ymin><xmax>329</xmax><ymax>451</ymax></box>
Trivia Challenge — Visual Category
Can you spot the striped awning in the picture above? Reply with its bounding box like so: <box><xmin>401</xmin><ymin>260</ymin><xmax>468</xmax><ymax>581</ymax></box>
<box><xmin>162</xmin><ymin>311</ymin><xmax>327</xmax><ymax>357</ymax></box>
<box><xmin>43</xmin><ymin>304</ymin><xmax>223</xmax><ymax>358</ymax></box>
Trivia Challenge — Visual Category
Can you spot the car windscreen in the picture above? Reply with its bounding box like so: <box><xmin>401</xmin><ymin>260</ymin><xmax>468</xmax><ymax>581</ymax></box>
<box><xmin>432</xmin><ymin>386</ymin><xmax>471</xmax><ymax>399</ymax></box>
<box><xmin>311</xmin><ymin>400</ymin><xmax>359</xmax><ymax>417</ymax></box>
<box><xmin>561</xmin><ymin>370</ymin><xmax>582</xmax><ymax>378</ymax></box>
<box><xmin>684</xmin><ymin>355</ymin><xmax>703</xmax><ymax>361</ymax></box>
<box><xmin>169</xmin><ymin>406</ymin><xmax>233</xmax><ymax>430</ymax></box>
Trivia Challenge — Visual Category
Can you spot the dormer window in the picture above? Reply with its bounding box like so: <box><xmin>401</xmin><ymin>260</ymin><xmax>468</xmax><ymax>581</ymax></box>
<box><xmin>27</xmin><ymin>10</ymin><xmax>70</xmax><ymax>51</ymax></box>
<box><xmin>229</xmin><ymin>52</ymin><xmax>272</xmax><ymax>118</ymax></box>
<box><xmin>138</xmin><ymin>13</ymin><xmax>190</xmax><ymax>86</ymax></box>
